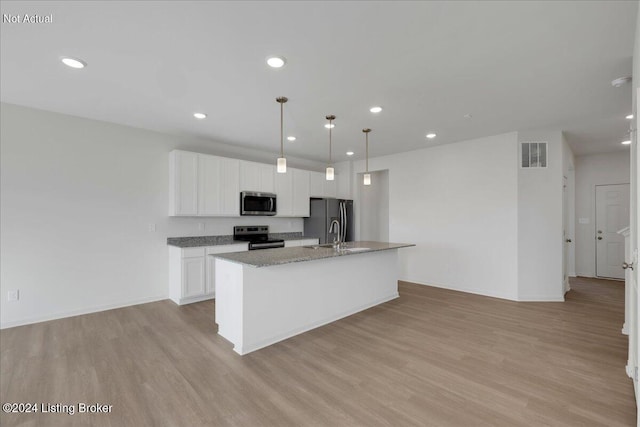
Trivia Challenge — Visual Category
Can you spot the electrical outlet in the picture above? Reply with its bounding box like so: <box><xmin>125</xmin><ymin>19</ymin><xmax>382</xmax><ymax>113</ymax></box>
<box><xmin>7</xmin><ymin>290</ymin><xmax>19</xmax><ymax>302</ymax></box>
<box><xmin>148</xmin><ymin>223</ymin><xmax>156</xmax><ymax>232</ymax></box>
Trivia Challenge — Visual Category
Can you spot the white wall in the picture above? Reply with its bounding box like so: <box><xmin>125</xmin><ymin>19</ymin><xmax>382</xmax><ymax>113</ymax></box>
<box><xmin>574</xmin><ymin>151</ymin><xmax>631</xmax><ymax>277</ymax></box>
<box><xmin>355</xmin><ymin>132</ymin><xmax>520</xmax><ymax>301</ymax></box>
<box><xmin>357</xmin><ymin>170</ymin><xmax>389</xmax><ymax>241</ymax></box>
<box><xmin>516</xmin><ymin>130</ymin><xmax>566</xmax><ymax>301</ymax></box>
<box><xmin>0</xmin><ymin>103</ymin><xmax>324</xmax><ymax>328</ymax></box>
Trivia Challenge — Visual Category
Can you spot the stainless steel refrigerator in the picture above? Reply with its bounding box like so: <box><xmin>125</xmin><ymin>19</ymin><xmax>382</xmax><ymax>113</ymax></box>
<box><xmin>304</xmin><ymin>198</ymin><xmax>353</xmax><ymax>244</ymax></box>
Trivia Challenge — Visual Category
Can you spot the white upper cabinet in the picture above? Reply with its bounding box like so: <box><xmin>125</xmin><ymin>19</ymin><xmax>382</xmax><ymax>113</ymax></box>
<box><xmin>274</xmin><ymin>169</ymin><xmax>294</xmax><ymax>216</ymax></box>
<box><xmin>169</xmin><ymin>150</ymin><xmax>198</xmax><ymax>216</ymax></box>
<box><xmin>310</xmin><ymin>170</ymin><xmax>338</xmax><ymax>199</ymax></box>
<box><xmin>292</xmin><ymin>169</ymin><xmax>310</xmax><ymax>216</ymax></box>
<box><xmin>170</xmin><ymin>150</ymin><xmax>334</xmax><ymax>217</ymax></box>
<box><xmin>240</xmin><ymin>161</ymin><xmax>275</xmax><ymax>193</ymax></box>
<box><xmin>324</xmin><ymin>177</ymin><xmax>337</xmax><ymax>199</ymax></box>
<box><xmin>198</xmin><ymin>154</ymin><xmax>239</xmax><ymax>216</ymax></box>
<box><xmin>275</xmin><ymin>168</ymin><xmax>310</xmax><ymax>217</ymax></box>
<box><xmin>309</xmin><ymin>171</ymin><xmax>325</xmax><ymax>198</ymax></box>
<box><xmin>336</xmin><ymin>170</ymin><xmax>351</xmax><ymax>200</ymax></box>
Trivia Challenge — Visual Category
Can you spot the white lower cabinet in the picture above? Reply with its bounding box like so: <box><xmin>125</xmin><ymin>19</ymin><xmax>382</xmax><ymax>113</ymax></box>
<box><xmin>182</xmin><ymin>256</ymin><xmax>206</xmax><ymax>298</ymax></box>
<box><xmin>169</xmin><ymin>243</ymin><xmax>248</xmax><ymax>305</ymax></box>
<box><xmin>170</xmin><ymin>239</ymin><xmax>319</xmax><ymax>305</ymax></box>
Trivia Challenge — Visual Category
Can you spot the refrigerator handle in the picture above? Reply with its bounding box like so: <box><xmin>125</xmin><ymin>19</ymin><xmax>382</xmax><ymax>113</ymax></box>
<box><xmin>340</xmin><ymin>202</ymin><xmax>346</xmax><ymax>242</ymax></box>
<box><xmin>343</xmin><ymin>203</ymin><xmax>347</xmax><ymax>242</ymax></box>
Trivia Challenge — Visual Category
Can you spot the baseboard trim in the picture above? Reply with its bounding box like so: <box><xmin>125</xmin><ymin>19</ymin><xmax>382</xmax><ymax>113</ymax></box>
<box><xmin>174</xmin><ymin>294</ymin><xmax>215</xmax><ymax>305</ymax></box>
<box><xmin>399</xmin><ymin>279</ymin><xmax>518</xmax><ymax>301</ymax></box>
<box><xmin>516</xmin><ymin>295</ymin><xmax>565</xmax><ymax>302</ymax></box>
<box><xmin>0</xmin><ymin>295</ymin><xmax>168</xmax><ymax>330</ymax></box>
<box><xmin>236</xmin><ymin>292</ymin><xmax>399</xmax><ymax>355</ymax></box>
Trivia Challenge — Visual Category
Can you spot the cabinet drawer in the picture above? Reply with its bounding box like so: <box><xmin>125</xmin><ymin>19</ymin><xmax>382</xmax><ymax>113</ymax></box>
<box><xmin>206</xmin><ymin>243</ymin><xmax>248</xmax><ymax>255</ymax></box>
<box><xmin>182</xmin><ymin>247</ymin><xmax>206</xmax><ymax>258</ymax></box>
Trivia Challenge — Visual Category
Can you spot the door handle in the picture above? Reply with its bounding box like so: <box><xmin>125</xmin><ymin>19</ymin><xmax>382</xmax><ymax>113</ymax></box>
<box><xmin>597</xmin><ymin>237</ymin><xmax>603</xmax><ymax>240</ymax></box>
<box><xmin>622</xmin><ymin>262</ymin><xmax>634</xmax><ymax>271</ymax></box>
<box><xmin>565</xmin><ymin>239</ymin><xmax>572</xmax><ymax>243</ymax></box>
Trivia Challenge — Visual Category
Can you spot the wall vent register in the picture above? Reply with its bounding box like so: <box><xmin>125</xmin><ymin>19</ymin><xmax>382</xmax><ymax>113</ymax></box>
<box><xmin>521</xmin><ymin>142</ymin><xmax>548</xmax><ymax>168</ymax></box>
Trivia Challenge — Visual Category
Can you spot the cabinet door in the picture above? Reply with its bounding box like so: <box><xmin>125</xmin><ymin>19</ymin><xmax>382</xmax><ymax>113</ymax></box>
<box><xmin>324</xmin><ymin>177</ymin><xmax>337</xmax><ymax>199</ymax></box>
<box><xmin>240</xmin><ymin>161</ymin><xmax>260</xmax><ymax>192</ymax></box>
<box><xmin>309</xmin><ymin>172</ymin><xmax>325</xmax><ymax>197</ymax></box>
<box><xmin>292</xmin><ymin>169</ymin><xmax>310</xmax><ymax>216</ymax></box>
<box><xmin>275</xmin><ymin>170</ymin><xmax>293</xmax><ymax>216</ymax></box>
<box><xmin>260</xmin><ymin>164</ymin><xmax>275</xmax><ymax>193</ymax></box>
<box><xmin>182</xmin><ymin>257</ymin><xmax>205</xmax><ymax>298</ymax></box>
<box><xmin>220</xmin><ymin>158</ymin><xmax>240</xmax><ymax>216</ymax></box>
<box><xmin>198</xmin><ymin>155</ymin><xmax>222</xmax><ymax>216</ymax></box>
<box><xmin>170</xmin><ymin>151</ymin><xmax>198</xmax><ymax>216</ymax></box>
<box><xmin>337</xmin><ymin>171</ymin><xmax>351</xmax><ymax>200</ymax></box>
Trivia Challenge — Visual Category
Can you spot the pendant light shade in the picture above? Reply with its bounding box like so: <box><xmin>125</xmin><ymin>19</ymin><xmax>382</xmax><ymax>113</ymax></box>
<box><xmin>277</xmin><ymin>157</ymin><xmax>287</xmax><ymax>173</ymax></box>
<box><xmin>276</xmin><ymin>97</ymin><xmax>288</xmax><ymax>173</ymax></box>
<box><xmin>326</xmin><ymin>167</ymin><xmax>335</xmax><ymax>181</ymax></box>
<box><xmin>326</xmin><ymin>115</ymin><xmax>336</xmax><ymax>181</ymax></box>
<box><xmin>363</xmin><ymin>128</ymin><xmax>371</xmax><ymax>186</ymax></box>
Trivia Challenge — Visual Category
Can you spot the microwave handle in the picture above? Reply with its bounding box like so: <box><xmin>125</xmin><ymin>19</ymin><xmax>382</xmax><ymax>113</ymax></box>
<box><xmin>270</xmin><ymin>197</ymin><xmax>274</xmax><ymax>213</ymax></box>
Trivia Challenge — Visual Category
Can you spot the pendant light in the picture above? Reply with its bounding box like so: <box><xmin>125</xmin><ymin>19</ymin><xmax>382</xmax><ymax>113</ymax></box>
<box><xmin>326</xmin><ymin>115</ymin><xmax>336</xmax><ymax>180</ymax></box>
<box><xmin>276</xmin><ymin>97</ymin><xmax>288</xmax><ymax>173</ymax></box>
<box><xmin>363</xmin><ymin>128</ymin><xmax>371</xmax><ymax>185</ymax></box>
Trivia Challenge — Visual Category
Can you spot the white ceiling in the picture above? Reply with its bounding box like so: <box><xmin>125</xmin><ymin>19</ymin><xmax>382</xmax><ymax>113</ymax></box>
<box><xmin>1</xmin><ymin>1</ymin><xmax>637</xmax><ymax>162</ymax></box>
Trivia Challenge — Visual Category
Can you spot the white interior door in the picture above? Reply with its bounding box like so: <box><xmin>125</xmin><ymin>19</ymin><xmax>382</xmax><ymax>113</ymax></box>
<box><xmin>595</xmin><ymin>184</ymin><xmax>630</xmax><ymax>279</ymax></box>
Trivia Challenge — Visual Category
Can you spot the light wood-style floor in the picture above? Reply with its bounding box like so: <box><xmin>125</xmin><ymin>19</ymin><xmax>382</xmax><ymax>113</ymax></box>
<box><xmin>1</xmin><ymin>277</ymin><xmax>636</xmax><ymax>426</ymax></box>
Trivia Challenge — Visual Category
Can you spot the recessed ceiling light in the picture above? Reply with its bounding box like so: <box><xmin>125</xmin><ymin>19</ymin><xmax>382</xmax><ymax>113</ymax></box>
<box><xmin>193</xmin><ymin>112</ymin><xmax>207</xmax><ymax>119</ymax></box>
<box><xmin>426</xmin><ymin>133</ymin><xmax>437</xmax><ymax>139</ymax></box>
<box><xmin>287</xmin><ymin>136</ymin><xmax>296</xmax><ymax>141</ymax></box>
<box><xmin>621</xmin><ymin>140</ymin><xmax>631</xmax><ymax>145</ymax></box>
<box><xmin>626</xmin><ymin>114</ymin><xmax>634</xmax><ymax>119</ymax></box>
<box><xmin>346</xmin><ymin>151</ymin><xmax>354</xmax><ymax>156</ymax></box>
<box><xmin>611</xmin><ymin>76</ymin><xmax>632</xmax><ymax>87</ymax></box>
<box><xmin>369</xmin><ymin>106</ymin><xmax>382</xmax><ymax>113</ymax></box>
<box><xmin>61</xmin><ymin>57</ymin><xmax>86</xmax><ymax>69</ymax></box>
<box><xmin>266</xmin><ymin>56</ymin><xmax>286</xmax><ymax>68</ymax></box>
<box><xmin>325</xmin><ymin>123</ymin><xmax>335</xmax><ymax>129</ymax></box>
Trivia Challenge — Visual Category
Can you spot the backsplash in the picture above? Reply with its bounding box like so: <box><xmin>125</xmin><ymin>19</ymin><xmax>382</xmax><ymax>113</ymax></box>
<box><xmin>166</xmin><ymin>216</ymin><xmax>303</xmax><ymax>238</ymax></box>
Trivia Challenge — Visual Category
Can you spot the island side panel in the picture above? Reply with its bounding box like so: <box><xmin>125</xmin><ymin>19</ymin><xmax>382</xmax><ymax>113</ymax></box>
<box><xmin>215</xmin><ymin>258</ymin><xmax>244</xmax><ymax>347</ymax></box>
<box><xmin>239</xmin><ymin>249</ymin><xmax>400</xmax><ymax>355</ymax></box>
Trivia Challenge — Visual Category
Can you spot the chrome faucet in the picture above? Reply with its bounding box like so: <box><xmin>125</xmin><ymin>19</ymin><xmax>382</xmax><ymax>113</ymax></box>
<box><xmin>329</xmin><ymin>219</ymin><xmax>341</xmax><ymax>248</ymax></box>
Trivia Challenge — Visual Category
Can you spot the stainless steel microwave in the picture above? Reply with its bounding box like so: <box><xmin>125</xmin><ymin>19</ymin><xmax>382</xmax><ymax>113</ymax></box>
<box><xmin>240</xmin><ymin>191</ymin><xmax>277</xmax><ymax>216</ymax></box>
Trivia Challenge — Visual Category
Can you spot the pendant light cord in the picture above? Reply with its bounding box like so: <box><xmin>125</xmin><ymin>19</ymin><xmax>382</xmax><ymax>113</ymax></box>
<box><xmin>363</xmin><ymin>128</ymin><xmax>371</xmax><ymax>172</ymax></box>
<box><xmin>280</xmin><ymin>101</ymin><xmax>284</xmax><ymax>158</ymax></box>
<box><xmin>326</xmin><ymin>115</ymin><xmax>336</xmax><ymax>166</ymax></box>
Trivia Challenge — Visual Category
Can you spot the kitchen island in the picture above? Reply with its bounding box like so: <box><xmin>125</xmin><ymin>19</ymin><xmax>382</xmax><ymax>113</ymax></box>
<box><xmin>213</xmin><ymin>241</ymin><xmax>414</xmax><ymax>355</ymax></box>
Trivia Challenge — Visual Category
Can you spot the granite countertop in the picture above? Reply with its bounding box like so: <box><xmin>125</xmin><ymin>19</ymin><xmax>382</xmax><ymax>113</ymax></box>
<box><xmin>211</xmin><ymin>241</ymin><xmax>415</xmax><ymax>268</ymax></box>
<box><xmin>167</xmin><ymin>232</ymin><xmax>316</xmax><ymax>248</ymax></box>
